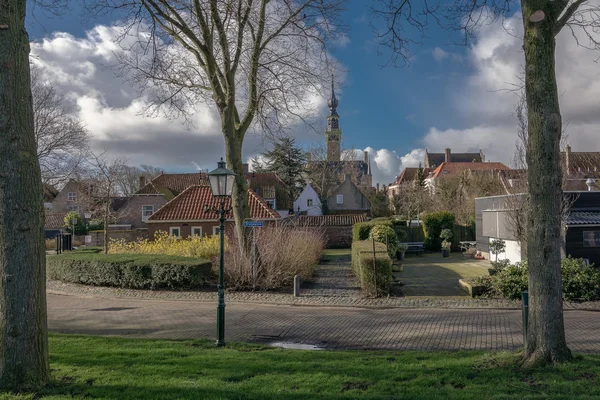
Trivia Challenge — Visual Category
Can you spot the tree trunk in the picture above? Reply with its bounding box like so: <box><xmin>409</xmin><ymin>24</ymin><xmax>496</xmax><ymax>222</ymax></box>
<box><xmin>520</xmin><ymin>0</ymin><xmax>572</xmax><ymax>367</ymax></box>
<box><xmin>224</xmin><ymin>132</ymin><xmax>249</xmax><ymax>248</ymax></box>
<box><xmin>0</xmin><ymin>0</ymin><xmax>50</xmax><ymax>389</ymax></box>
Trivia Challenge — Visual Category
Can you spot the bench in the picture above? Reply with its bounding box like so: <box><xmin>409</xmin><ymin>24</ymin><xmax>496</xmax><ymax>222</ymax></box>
<box><xmin>404</xmin><ymin>242</ymin><xmax>425</xmax><ymax>255</ymax></box>
<box><xmin>458</xmin><ymin>241</ymin><xmax>477</xmax><ymax>252</ymax></box>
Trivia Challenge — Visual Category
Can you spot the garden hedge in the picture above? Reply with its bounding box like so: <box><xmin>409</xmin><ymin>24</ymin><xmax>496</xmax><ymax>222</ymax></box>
<box><xmin>422</xmin><ymin>211</ymin><xmax>455</xmax><ymax>251</ymax></box>
<box><xmin>351</xmin><ymin>240</ymin><xmax>392</xmax><ymax>297</ymax></box>
<box><xmin>47</xmin><ymin>253</ymin><xmax>212</xmax><ymax>290</ymax></box>
<box><xmin>352</xmin><ymin>220</ymin><xmax>393</xmax><ymax>241</ymax></box>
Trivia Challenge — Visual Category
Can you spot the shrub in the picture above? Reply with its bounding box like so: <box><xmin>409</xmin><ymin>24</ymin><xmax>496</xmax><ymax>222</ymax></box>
<box><xmin>490</xmin><ymin>259</ymin><xmax>511</xmax><ymax>271</ymax></box>
<box><xmin>352</xmin><ymin>220</ymin><xmax>393</xmax><ymax>242</ymax></box>
<box><xmin>492</xmin><ymin>257</ymin><xmax>600</xmax><ymax>301</ymax></box>
<box><xmin>397</xmin><ymin>243</ymin><xmax>409</xmax><ymax>253</ymax></box>
<box><xmin>561</xmin><ymin>258</ymin><xmax>600</xmax><ymax>301</ymax></box>
<box><xmin>422</xmin><ymin>211</ymin><xmax>455</xmax><ymax>251</ymax></box>
<box><xmin>469</xmin><ymin>275</ymin><xmax>496</xmax><ymax>297</ymax></box>
<box><xmin>494</xmin><ymin>263</ymin><xmax>528</xmax><ymax>300</ymax></box>
<box><xmin>63</xmin><ymin>211</ymin><xmax>87</xmax><ymax>235</ymax></box>
<box><xmin>369</xmin><ymin>224</ymin><xmax>399</xmax><ymax>258</ymax></box>
<box><xmin>47</xmin><ymin>253</ymin><xmax>212</xmax><ymax>289</ymax></box>
<box><xmin>441</xmin><ymin>240</ymin><xmax>452</xmax><ymax>251</ymax></box>
<box><xmin>351</xmin><ymin>240</ymin><xmax>392</xmax><ymax>297</ymax></box>
<box><xmin>45</xmin><ymin>238</ymin><xmax>56</xmax><ymax>250</ymax></box>
<box><xmin>224</xmin><ymin>227</ymin><xmax>325</xmax><ymax>290</ymax></box>
<box><xmin>110</xmin><ymin>232</ymin><xmax>221</xmax><ymax>259</ymax></box>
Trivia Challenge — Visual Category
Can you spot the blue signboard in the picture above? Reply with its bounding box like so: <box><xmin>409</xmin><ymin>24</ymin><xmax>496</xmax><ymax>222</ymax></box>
<box><xmin>244</xmin><ymin>221</ymin><xmax>264</xmax><ymax>228</ymax></box>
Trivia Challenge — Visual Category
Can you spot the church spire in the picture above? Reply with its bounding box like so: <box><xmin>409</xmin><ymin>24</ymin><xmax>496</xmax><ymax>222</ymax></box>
<box><xmin>327</xmin><ymin>75</ymin><xmax>339</xmax><ymax>118</ymax></box>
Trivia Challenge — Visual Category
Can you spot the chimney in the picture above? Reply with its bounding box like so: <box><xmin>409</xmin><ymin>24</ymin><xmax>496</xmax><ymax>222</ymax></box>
<box><xmin>306</xmin><ymin>152</ymin><xmax>311</xmax><ymax>162</ymax></box>
<box><xmin>444</xmin><ymin>148</ymin><xmax>451</xmax><ymax>163</ymax></box>
<box><xmin>479</xmin><ymin>149</ymin><xmax>485</xmax><ymax>162</ymax></box>
<box><xmin>565</xmin><ymin>145</ymin><xmax>571</xmax><ymax>175</ymax></box>
<box><xmin>139</xmin><ymin>175</ymin><xmax>146</xmax><ymax>188</ymax></box>
<box><xmin>242</xmin><ymin>163</ymin><xmax>249</xmax><ymax>174</ymax></box>
<box><xmin>363</xmin><ymin>150</ymin><xmax>369</xmax><ymax>164</ymax></box>
<box><xmin>376</xmin><ymin>183</ymin><xmax>380</xmax><ymax>192</ymax></box>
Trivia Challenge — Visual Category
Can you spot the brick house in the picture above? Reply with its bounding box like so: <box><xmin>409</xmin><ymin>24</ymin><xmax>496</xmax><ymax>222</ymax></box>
<box><xmin>146</xmin><ymin>185</ymin><xmax>280</xmax><ymax>239</ymax></box>
<box><xmin>326</xmin><ymin>175</ymin><xmax>371</xmax><ymax>215</ymax></box>
<box><xmin>50</xmin><ymin>179</ymin><xmax>94</xmax><ymax>215</ymax></box>
<box><xmin>245</xmin><ymin>171</ymin><xmax>291</xmax><ymax>217</ymax></box>
<box><xmin>118</xmin><ymin>173</ymin><xmax>209</xmax><ymax>230</ymax></box>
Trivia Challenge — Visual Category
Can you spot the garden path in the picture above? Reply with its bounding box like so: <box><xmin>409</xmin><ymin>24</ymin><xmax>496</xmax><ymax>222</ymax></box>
<box><xmin>301</xmin><ymin>249</ymin><xmax>362</xmax><ymax>298</ymax></box>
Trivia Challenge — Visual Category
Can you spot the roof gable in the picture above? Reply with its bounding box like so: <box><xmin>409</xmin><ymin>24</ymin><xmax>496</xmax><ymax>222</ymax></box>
<box><xmin>148</xmin><ymin>185</ymin><xmax>280</xmax><ymax>221</ymax></box>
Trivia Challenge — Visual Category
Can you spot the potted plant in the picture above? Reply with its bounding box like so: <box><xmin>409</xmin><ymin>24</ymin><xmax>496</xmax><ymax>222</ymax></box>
<box><xmin>488</xmin><ymin>239</ymin><xmax>507</xmax><ymax>275</ymax></box>
<box><xmin>440</xmin><ymin>228</ymin><xmax>453</xmax><ymax>257</ymax></box>
<box><xmin>397</xmin><ymin>243</ymin><xmax>408</xmax><ymax>260</ymax></box>
<box><xmin>441</xmin><ymin>240</ymin><xmax>451</xmax><ymax>257</ymax></box>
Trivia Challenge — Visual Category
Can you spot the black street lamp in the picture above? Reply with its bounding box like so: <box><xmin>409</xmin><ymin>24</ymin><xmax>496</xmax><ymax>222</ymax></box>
<box><xmin>208</xmin><ymin>158</ymin><xmax>236</xmax><ymax>347</ymax></box>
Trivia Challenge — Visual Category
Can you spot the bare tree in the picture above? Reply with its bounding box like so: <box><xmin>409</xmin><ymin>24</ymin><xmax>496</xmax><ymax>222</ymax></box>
<box><xmin>88</xmin><ymin>0</ymin><xmax>348</xmax><ymax>244</ymax></box>
<box><xmin>372</xmin><ymin>0</ymin><xmax>600</xmax><ymax>367</ymax></box>
<box><xmin>305</xmin><ymin>143</ymin><xmax>362</xmax><ymax>214</ymax></box>
<box><xmin>113</xmin><ymin>164</ymin><xmax>163</xmax><ymax>196</ymax></box>
<box><xmin>85</xmin><ymin>151</ymin><xmax>129</xmax><ymax>254</ymax></box>
<box><xmin>0</xmin><ymin>0</ymin><xmax>49</xmax><ymax>389</ymax></box>
<box><xmin>390</xmin><ymin>182</ymin><xmax>431</xmax><ymax>221</ymax></box>
<box><xmin>31</xmin><ymin>67</ymin><xmax>90</xmax><ymax>187</ymax></box>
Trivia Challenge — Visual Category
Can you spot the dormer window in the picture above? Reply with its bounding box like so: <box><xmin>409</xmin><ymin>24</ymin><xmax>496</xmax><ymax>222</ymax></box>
<box><xmin>67</xmin><ymin>192</ymin><xmax>77</xmax><ymax>202</ymax></box>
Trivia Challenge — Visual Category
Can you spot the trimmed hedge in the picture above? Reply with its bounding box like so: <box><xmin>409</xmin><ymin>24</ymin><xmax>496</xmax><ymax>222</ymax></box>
<box><xmin>422</xmin><ymin>211</ymin><xmax>455</xmax><ymax>251</ymax></box>
<box><xmin>352</xmin><ymin>220</ymin><xmax>393</xmax><ymax>242</ymax></box>
<box><xmin>351</xmin><ymin>240</ymin><xmax>392</xmax><ymax>297</ymax></box>
<box><xmin>47</xmin><ymin>253</ymin><xmax>212</xmax><ymax>290</ymax></box>
<box><xmin>369</xmin><ymin>225</ymin><xmax>398</xmax><ymax>258</ymax></box>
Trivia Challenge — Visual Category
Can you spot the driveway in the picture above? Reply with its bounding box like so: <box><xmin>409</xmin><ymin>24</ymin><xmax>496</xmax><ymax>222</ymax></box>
<box><xmin>47</xmin><ymin>292</ymin><xmax>600</xmax><ymax>353</ymax></box>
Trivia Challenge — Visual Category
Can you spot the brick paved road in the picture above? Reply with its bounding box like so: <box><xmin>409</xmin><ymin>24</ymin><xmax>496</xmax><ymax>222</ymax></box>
<box><xmin>48</xmin><ymin>293</ymin><xmax>600</xmax><ymax>353</ymax></box>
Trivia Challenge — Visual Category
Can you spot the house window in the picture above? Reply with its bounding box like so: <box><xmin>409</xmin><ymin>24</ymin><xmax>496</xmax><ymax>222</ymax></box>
<box><xmin>192</xmin><ymin>227</ymin><xmax>203</xmax><ymax>237</ymax></box>
<box><xmin>67</xmin><ymin>192</ymin><xmax>77</xmax><ymax>202</ymax></box>
<box><xmin>213</xmin><ymin>226</ymin><xmax>220</xmax><ymax>235</ymax></box>
<box><xmin>169</xmin><ymin>227</ymin><xmax>181</xmax><ymax>238</ymax></box>
<box><xmin>265</xmin><ymin>199</ymin><xmax>275</xmax><ymax>209</ymax></box>
<box><xmin>336</xmin><ymin>194</ymin><xmax>344</xmax><ymax>204</ymax></box>
<box><xmin>67</xmin><ymin>205</ymin><xmax>79</xmax><ymax>212</ymax></box>
<box><xmin>307</xmin><ymin>199</ymin><xmax>313</xmax><ymax>207</ymax></box>
<box><xmin>142</xmin><ymin>205</ymin><xmax>154</xmax><ymax>221</ymax></box>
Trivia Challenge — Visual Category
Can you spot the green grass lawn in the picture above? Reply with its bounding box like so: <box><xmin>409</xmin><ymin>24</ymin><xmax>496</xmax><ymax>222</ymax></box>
<box><xmin>399</xmin><ymin>253</ymin><xmax>490</xmax><ymax>297</ymax></box>
<box><xmin>3</xmin><ymin>334</ymin><xmax>600</xmax><ymax>399</ymax></box>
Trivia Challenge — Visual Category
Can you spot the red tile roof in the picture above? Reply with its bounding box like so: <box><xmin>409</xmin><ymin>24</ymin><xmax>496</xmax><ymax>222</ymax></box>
<box><xmin>296</xmin><ymin>214</ymin><xmax>368</xmax><ymax>227</ymax></box>
<box><xmin>137</xmin><ymin>173</ymin><xmax>209</xmax><ymax>196</ymax></box>
<box><xmin>147</xmin><ymin>185</ymin><xmax>280</xmax><ymax>221</ymax></box>
<box><xmin>430</xmin><ymin>162</ymin><xmax>510</xmax><ymax>179</ymax></box>
<box><xmin>45</xmin><ymin>212</ymin><xmax>66</xmax><ymax>229</ymax></box>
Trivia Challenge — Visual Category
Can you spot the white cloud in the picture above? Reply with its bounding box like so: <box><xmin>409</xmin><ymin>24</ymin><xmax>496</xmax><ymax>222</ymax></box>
<box><xmin>406</xmin><ymin>10</ymin><xmax>600</xmax><ymax>169</ymax></box>
<box><xmin>432</xmin><ymin>47</ymin><xmax>449</xmax><ymax>61</ymax></box>
<box><xmin>30</xmin><ymin>23</ymin><xmax>344</xmax><ymax>172</ymax></box>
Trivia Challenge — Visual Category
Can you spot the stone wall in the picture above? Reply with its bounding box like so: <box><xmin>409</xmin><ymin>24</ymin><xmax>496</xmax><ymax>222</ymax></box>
<box><xmin>88</xmin><ymin>229</ymin><xmax>148</xmax><ymax>247</ymax></box>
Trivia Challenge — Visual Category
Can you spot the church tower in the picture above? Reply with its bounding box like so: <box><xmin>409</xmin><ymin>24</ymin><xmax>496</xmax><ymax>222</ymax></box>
<box><xmin>326</xmin><ymin>77</ymin><xmax>341</xmax><ymax>161</ymax></box>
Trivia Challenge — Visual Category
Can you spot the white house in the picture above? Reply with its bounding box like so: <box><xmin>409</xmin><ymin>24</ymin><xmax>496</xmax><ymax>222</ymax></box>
<box><xmin>294</xmin><ymin>183</ymin><xmax>322</xmax><ymax>216</ymax></box>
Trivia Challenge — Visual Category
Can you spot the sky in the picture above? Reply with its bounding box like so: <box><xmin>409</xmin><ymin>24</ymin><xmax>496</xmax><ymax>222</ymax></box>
<box><xmin>26</xmin><ymin>1</ymin><xmax>600</xmax><ymax>186</ymax></box>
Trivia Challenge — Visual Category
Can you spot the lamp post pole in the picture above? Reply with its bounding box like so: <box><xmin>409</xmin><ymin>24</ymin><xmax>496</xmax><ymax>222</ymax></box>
<box><xmin>216</xmin><ymin>199</ymin><xmax>227</xmax><ymax>347</ymax></box>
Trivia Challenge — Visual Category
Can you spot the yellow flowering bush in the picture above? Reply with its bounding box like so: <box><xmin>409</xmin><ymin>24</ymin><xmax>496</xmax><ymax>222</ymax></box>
<box><xmin>109</xmin><ymin>231</ymin><xmax>222</xmax><ymax>259</ymax></box>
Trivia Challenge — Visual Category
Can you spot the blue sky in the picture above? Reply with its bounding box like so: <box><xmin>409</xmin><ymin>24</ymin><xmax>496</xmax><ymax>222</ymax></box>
<box><xmin>25</xmin><ymin>2</ymin><xmax>600</xmax><ymax>185</ymax></box>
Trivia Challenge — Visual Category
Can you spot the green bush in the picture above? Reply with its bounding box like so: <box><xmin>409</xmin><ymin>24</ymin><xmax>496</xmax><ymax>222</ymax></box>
<box><xmin>492</xmin><ymin>258</ymin><xmax>600</xmax><ymax>301</ymax></box>
<box><xmin>422</xmin><ymin>212</ymin><xmax>455</xmax><ymax>251</ymax></box>
<box><xmin>369</xmin><ymin>225</ymin><xmax>398</xmax><ymax>258</ymax></box>
<box><xmin>73</xmin><ymin>247</ymin><xmax>103</xmax><ymax>254</ymax></box>
<box><xmin>494</xmin><ymin>263</ymin><xmax>528</xmax><ymax>300</ymax></box>
<box><xmin>352</xmin><ymin>220</ymin><xmax>393</xmax><ymax>242</ymax></box>
<box><xmin>351</xmin><ymin>241</ymin><xmax>392</xmax><ymax>297</ymax></box>
<box><xmin>561</xmin><ymin>258</ymin><xmax>600</xmax><ymax>301</ymax></box>
<box><xmin>47</xmin><ymin>253</ymin><xmax>212</xmax><ymax>290</ymax></box>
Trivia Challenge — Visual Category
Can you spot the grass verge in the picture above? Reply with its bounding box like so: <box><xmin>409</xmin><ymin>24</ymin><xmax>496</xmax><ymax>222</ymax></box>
<box><xmin>2</xmin><ymin>334</ymin><xmax>599</xmax><ymax>399</ymax></box>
